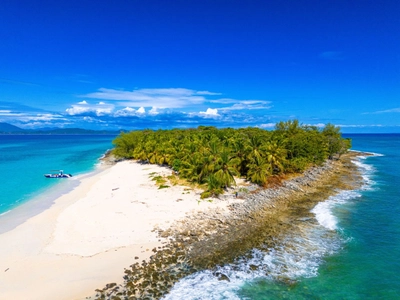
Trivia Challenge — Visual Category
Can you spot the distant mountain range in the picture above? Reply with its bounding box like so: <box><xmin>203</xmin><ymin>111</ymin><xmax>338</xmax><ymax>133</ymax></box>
<box><xmin>0</xmin><ymin>122</ymin><xmax>122</xmax><ymax>135</ymax></box>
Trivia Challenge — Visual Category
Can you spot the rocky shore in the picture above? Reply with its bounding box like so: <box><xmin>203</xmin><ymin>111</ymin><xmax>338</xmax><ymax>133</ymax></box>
<box><xmin>94</xmin><ymin>151</ymin><xmax>365</xmax><ymax>299</ymax></box>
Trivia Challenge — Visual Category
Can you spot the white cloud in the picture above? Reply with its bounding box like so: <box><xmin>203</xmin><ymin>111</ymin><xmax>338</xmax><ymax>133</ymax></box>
<box><xmin>196</xmin><ymin>91</ymin><xmax>222</xmax><ymax>96</ymax></box>
<box><xmin>114</xmin><ymin>106</ymin><xmax>146</xmax><ymax>117</ymax></box>
<box><xmin>305</xmin><ymin>123</ymin><xmax>326</xmax><ymax>128</ymax></box>
<box><xmin>337</xmin><ymin>124</ymin><xmax>383</xmax><ymax>128</ymax></box>
<box><xmin>80</xmin><ymin>87</ymin><xmax>273</xmax><ymax>119</ymax></box>
<box><xmin>210</xmin><ymin>98</ymin><xmax>240</xmax><ymax>104</ymax></box>
<box><xmin>210</xmin><ymin>99</ymin><xmax>272</xmax><ymax>111</ymax></box>
<box><xmin>149</xmin><ymin>107</ymin><xmax>159</xmax><ymax>115</ymax></box>
<box><xmin>365</xmin><ymin>107</ymin><xmax>400</xmax><ymax>114</ymax></box>
<box><xmin>114</xmin><ymin>107</ymin><xmax>137</xmax><ymax>117</ymax></box>
<box><xmin>0</xmin><ymin>110</ymin><xmax>64</xmax><ymax>122</ymax></box>
<box><xmin>66</xmin><ymin>101</ymin><xmax>114</xmax><ymax>116</ymax></box>
<box><xmin>221</xmin><ymin>100</ymin><xmax>272</xmax><ymax>111</ymax></box>
<box><xmin>258</xmin><ymin>123</ymin><xmax>276</xmax><ymax>129</ymax></box>
<box><xmin>82</xmin><ymin>87</ymin><xmax>211</xmax><ymax>109</ymax></box>
<box><xmin>199</xmin><ymin>108</ymin><xmax>220</xmax><ymax>118</ymax></box>
<box><xmin>27</xmin><ymin>113</ymin><xmax>63</xmax><ymax>121</ymax></box>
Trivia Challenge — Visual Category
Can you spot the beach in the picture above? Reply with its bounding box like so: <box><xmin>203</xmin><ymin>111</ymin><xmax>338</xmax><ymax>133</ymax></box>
<box><xmin>0</xmin><ymin>151</ymin><xmax>371</xmax><ymax>300</ymax></box>
<box><xmin>0</xmin><ymin>160</ymin><xmax>240</xmax><ymax>300</ymax></box>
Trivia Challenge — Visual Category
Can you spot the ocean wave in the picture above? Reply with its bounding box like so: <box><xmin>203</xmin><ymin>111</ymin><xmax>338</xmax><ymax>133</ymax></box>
<box><xmin>352</xmin><ymin>157</ymin><xmax>377</xmax><ymax>190</ymax></box>
<box><xmin>312</xmin><ymin>155</ymin><xmax>376</xmax><ymax>232</ymax></box>
<box><xmin>350</xmin><ymin>149</ymin><xmax>384</xmax><ymax>157</ymax></box>
<box><xmin>311</xmin><ymin>190</ymin><xmax>361</xmax><ymax>230</ymax></box>
<box><xmin>164</xmin><ymin>223</ymin><xmax>343</xmax><ymax>299</ymax></box>
<box><xmin>164</xmin><ymin>155</ymin><xmax>377</xmax><ymax>299</ymax></box>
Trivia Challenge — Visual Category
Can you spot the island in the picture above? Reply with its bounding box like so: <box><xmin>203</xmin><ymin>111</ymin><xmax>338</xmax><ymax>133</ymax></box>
<box><xmin>0</xmin><ymin>121</ymin><xmax>364</xmax><ymax>300</ymax></box>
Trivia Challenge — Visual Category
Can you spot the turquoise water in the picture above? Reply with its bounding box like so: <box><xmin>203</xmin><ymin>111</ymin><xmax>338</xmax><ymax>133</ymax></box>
<box><xmin>0</xmin><ymin>135</ymin><xmax>116</xmax><ymax>216</ymax></box>
<box><xmin>164</xmin><ymin>134</ymin><xmax>400</xmax><ymax>299</ymax></box>
<box><xmin>1</xmin><ymin>134</ymin><xmax>399</xmax><ymax>299</ymax></box>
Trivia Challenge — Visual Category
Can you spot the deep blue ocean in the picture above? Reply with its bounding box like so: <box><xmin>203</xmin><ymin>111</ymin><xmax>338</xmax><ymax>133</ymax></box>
<box><xmin>0</xmin><ymin>134</ymin><xmax>399</xmax><ymax>299</ymax></box>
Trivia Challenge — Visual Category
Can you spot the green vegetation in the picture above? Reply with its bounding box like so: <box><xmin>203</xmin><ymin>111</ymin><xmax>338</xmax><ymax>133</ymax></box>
<box><xmin>112</xmin><ymin>120</ymin><xmax>351</xmax><ymax>197</ymax></box>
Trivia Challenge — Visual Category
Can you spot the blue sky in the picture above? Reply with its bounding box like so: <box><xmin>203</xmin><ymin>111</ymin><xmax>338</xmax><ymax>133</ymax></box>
<box><xmin>0</xmin><ymin>0</ymin><xmax>399</xmax><ymax>132</ymax></box>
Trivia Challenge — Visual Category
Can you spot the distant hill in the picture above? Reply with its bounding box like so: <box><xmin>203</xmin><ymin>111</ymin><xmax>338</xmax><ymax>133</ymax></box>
<box><xmin>0</xmin><ymin>122</ymin><xmax>24</xmax><ymax>133</ymax></box>
<box><xmin>0</xmin><ymin>122</ymin><xmax>121</xmax><ymax>135</ymax></box>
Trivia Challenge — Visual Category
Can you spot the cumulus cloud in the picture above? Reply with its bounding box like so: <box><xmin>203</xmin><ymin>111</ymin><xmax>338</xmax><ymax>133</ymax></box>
<box><xmin>66</xmin><ymin>101</ymin><xmax>114</xmax><ymax>116</ymax></box>
<box><xmin>198</xmin><ymin>108</ymin><xmax>220</xmax><ymax>118</ymax></box>
<box><xmin>149</xmin><ymin>107</ymin><xmax>159</xmax><ymax>115</ymax></box>
<box><xmin>82</xmin><ymin>87</ymin><xmax>212</xmax><ymax>109</ymax></box>
<box><xmin>114</xmin><ymin>106</ymin><xmax>147</xmax><ymax>117</ymax></box>
<box><xmin>0</xmin><ymin>88</ymin><xmax>277</xmax><ymax>130</ymax></box>
<box><xmin>79</xmin><ymin>87</ymin><xmax>273</xmax><ymax>116</ymax></box>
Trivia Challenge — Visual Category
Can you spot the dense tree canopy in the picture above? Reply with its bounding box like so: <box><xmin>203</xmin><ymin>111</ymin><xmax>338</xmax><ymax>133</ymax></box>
<box><xmin>112</xmin><ymin>121</ymin><xmax>351</xmax><ymax>197</ymax></box>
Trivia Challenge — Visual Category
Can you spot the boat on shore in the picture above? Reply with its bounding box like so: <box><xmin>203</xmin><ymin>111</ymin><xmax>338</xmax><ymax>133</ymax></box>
<box><xmin>44</xmin><ymin>170</ymin><xmax>72</xmax><ymax>178</ymax></box>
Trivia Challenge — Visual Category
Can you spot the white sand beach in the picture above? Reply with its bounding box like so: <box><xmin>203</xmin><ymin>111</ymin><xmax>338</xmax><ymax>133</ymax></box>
<box><xmin>0</xmin><ymin>161</ymin><xmax>235</xmax><ymax>300</ymax></box>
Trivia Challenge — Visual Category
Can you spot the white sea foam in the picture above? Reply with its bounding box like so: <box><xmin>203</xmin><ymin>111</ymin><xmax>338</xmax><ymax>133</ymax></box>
<box><xmin>312</xmin><ymin>190</ymin><xmax>361</xmax><ymax>230</ymax></box>
<box><xmin>164</xmin><ymin>223</ymin><xmax>342</xmax><ymax>299</ymax></box>
<box><xmin>352</xmin><ymin>157</ymin><xmax>377</xmax><ymax>190</ymax></box>
<box><xmin>0</xmin><ymin>210</ymin><xmax>11</xmax><ymax>216</ymax></box>
<box><xmin>350</xmin><ymin>149</ymin><xmax>384</xmax><ymax>157</ymax></box>
<box><xmin>164</xmin><ymin>154</ymin><xmax>377</xmax><ymax>299</ymax></box>
<box><xmin>312</xmin><ymin>154</ymin><xmax>376</xmax><ymax>231</ymax></box>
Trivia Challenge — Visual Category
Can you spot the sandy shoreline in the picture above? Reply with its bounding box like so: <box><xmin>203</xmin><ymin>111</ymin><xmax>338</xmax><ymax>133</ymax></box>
<box><xmin>0</xmin><ymin>151</ymin><xmax>365</xmax><ymax>300</ymax></box>
<box><xmin>0</xmin><ymin>160</ymin><xmax>238</xmax><ymax>300</ymax></box>
<box><xmin>96</xmin><ymin>151</ymin><xmax>365</xmax><ymax>299</ymax></box>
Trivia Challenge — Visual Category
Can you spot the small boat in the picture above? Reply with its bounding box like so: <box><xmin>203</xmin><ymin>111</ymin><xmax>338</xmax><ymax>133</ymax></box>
<box><xmin>44</xmin><ymin>170</ymin><xmax>72</xmax><ymax>178</ymax></box>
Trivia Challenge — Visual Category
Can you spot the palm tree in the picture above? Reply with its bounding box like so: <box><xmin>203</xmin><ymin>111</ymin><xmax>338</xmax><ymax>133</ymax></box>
<box><xmin>180</xmin><ymin>153</ymin><xmax>202</xmax><ymax>182</ymax></box>
<box><xmin>145</xmin><ymin>141</ymin><xmax>158</xmax><ymax>164</ymax></box>
<box><xmin>201</xmin><ymin>174</ymin><xmax>224</xmax><ymax>198</ymax></box>
<box><xmin>247</xmin><ymin>135</ymin><xmax>265</xmax><ymax>160</ymax></box>
<box><xmin>214</xmin><ymin>149</ymin><xmax>240</xmax><ymax>188</ymax></box>
<box><xmin>247</xmin><ymin>155</ymin><xmax>271</xmax><ymax>186</ymax></box>
<box><xmin>156</xmin><ymin>147</ymin><xmax>174</xmax><ymax>165</ymax></box>
<box><xmin>263</xmin><ymin>141</ymin><xmax>287</xmax><ymax>174</ymax></box>
<box><xmin>231</xmin><ymin>137</ymin><xmax>248</xmax><ymax>176</ymax></box>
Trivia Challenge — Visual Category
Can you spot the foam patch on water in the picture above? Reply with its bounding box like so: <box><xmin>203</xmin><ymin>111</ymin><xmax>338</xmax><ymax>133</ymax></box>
<box><xmin>352</xmin><ymin>156</ymin><xmax>377</xmax><ymax>190</ymax></box>
<box><xmin>164</xmin><ymin>223</ymin><xmax>343</xmax><ymax>299</ymax></box>
<box><xmin>350</xmin><ymin>149</ymin><xmax>384</xmax><ymax>158</ymax></box>
<box><xmin>312</xmin><ymin>155</ymin><xmax>376</xmax><ymax>231</ymax></box>
<box><xmin>312</xmin><ymin>190</ymin><xmax>361</xmax><ymax>230</ymax></box>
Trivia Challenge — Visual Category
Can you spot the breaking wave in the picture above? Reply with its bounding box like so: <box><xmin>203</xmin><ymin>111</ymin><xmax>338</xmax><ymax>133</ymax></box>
<box><xmin>163</xmin><ymin>155</ymin><xmax>375</xmax><ymax>299</ymax></box>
